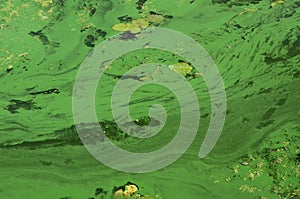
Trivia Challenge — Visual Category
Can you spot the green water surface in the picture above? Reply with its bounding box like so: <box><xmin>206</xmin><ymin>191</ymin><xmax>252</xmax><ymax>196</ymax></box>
<box><xmin>0</xmin><ymin>0</ymin><xmax>299</xmax><ymax>198</ymax></box>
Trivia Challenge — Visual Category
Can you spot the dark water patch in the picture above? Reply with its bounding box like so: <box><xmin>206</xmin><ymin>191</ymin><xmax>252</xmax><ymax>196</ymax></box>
<box><xmin>286</xmin><ymin>35</ymin><xmax>300</xmax><ymax>59</ymax></box>
<box><xmin>136</xmin><ymin>0</ymin><xmax>147</xmax><ymax>11</ymax></box>
<box><xmin>276</xmin><ymin>98</ymin><xmax>287</xmax><ymax>106</ymax></box>
<box><xmin>6</xmin><ymin>66</ymin><xmax>13</xmax><ymax>73</ymax></box>
<box><xmin>264</xmin><ymin>56</ymin><xmax>285</xmax><ymax>65</ymax></box>
<box><xmin>28</xmin><ymin>30</ymin><xmax>50</xmax><ymax>45</ymax></box>
<box><xmin>296</xmin><ymin>153</ymin><xmax>300</xmax><ymax>163</ymax></box>
<box><xmin>84</xmin><ymin>35</ymin><xmax>96</xmax><ymax>47</ymax></box>
<box><xmin>5</xmin><ymin>99</ymin><xmax>41</xmax><ymax>114</ymax></box>
<box><xmin>128</xmin><ymin>95</ymin><xmax>173</xmax><ymax>105</ymax></box>
<box><xmin>257</xmin><ymin>87</ymin><xmax>272</xmax><ymax>95</ymax></box>
<box><xmin>4</xmin><ymin>121</ymin><xmax>29</xmax><ymax>129</ymax></box>
<box><xmin>79</xmin><ymin>2</ymin><xmax>99</xmax><ymax>17</ymax></box>
<box><xmin>242</xmin><ymin>116</ymin><xmax>250</xmax><ymax>123</ymax></box>
<box><xmin>294</xmin><ymin>1</ymin><xmax>300</xmax><ymax>8</ymax></box>
<box><xmin>0</xmin><ymin>127</ymin><xmax>29</xmax><ymax>132</ymax></box>
<box><xmin>26</xmin><ymin>65</ymin><xmax>79</xmax><ymax>77</ymax></box>
<box><xmin>243</xmin><ymin>92</ymin><xmax>255</xmax><ymax>99</ymax></box>
<box><xmin>256</xmin><ymin>119</ymin><xmax>275</xmax><ymax>129</ymax></box>
<box><xmin>29</xmin><ymin>88</ymin><xmax>60</xmax><ymax>95</ymax></box>
<box><xmin>212</xmin><ymin>0</ymin><xmax>230</xmax><ymax>4</ymax></box>
<box><xmin>262</xmin><ymin>107</ymin><xmax>277</xmax><ymax>120</ymax></box>
<box><xmin>247</xmin><ymin>80</ymin><xmax>254</xmax><ymax>87</ymax></box>
<box><xmin>212</xmin><ymin>0</ymin><xmax>262</xmax><ymax>7</ymax></box>
<box><xmin>292</xmin><ymin>69</ymin><xmax>300</xmax><ymax>78</ymax></box>
<box><xmin>51</xmin><ymin>0</ymin><xmax>65</xmax><ymax>22</ymax></box>
<box><xmin>64</xmin><ymin>158</ymin><xmax>75</xmax><ymax>165</ymax></box>
<box><xmin>28</xmin><ymin>30</ymin><xmax>60</xmax><ymax>48</ymax></box>
<box><xmin>83</xmin><ymin>29</ymin><xmax>107</xmax><ymax>47</ymax></box>
<box><xmin>0</xmin><ymin>120</ymin><xmax>133</xmax><ymax>149</ymax></box>
<box><xmin>53</xmin><ymin>0</ymin><xmax>65</xmax><ymax>7</ymax></box>
<box><xmin>95</xmin><ymin>187</ymin><xmax>108</xmax><ymax>197</ymax></box>
<box><xmin>0</xmin><ymin>139</ymin><xmax>72</xmax><ymax>149</ymax></box>
<box><xmin>95</xmin><ymin>29</ymin><xmax>107</xmax><ymax>38</ymax></box>
<box><xmin>117</xmin><ymin>15</ymin><xmax>133</xmax><ymax>23</ymax></box>
<box><xmin>163</xmin><ymin>14</ymin><xmax>173</xmax><ymax>19</ymax></box>
<box><xmin>133</xmin><ymin>115</ymin><xmax>152</xmax><ymax>126</ymax></box>
<box><xmin>201</xmin><ymin>113</ymin><xmax>209</xmax><ymax>118</ymax></box>
<box><xmin>119</xmin><ymin>31</ymin><xmax>140</xmax><ymax>41</ymax></box>
<box><xmin>39</xmin><ymin>160</ymin><xmax>52</xmax><ymax>166</ymax></box>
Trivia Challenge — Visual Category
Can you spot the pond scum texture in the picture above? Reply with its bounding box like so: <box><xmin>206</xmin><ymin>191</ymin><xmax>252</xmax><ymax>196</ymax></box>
<box><xmin>0</xmin><ymin>0</ymin><xmax>299</xmax><ymax>199</ymax></box>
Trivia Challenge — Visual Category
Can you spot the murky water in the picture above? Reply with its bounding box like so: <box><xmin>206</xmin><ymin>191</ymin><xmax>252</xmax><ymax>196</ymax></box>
<box><xmin>0</xmin><ymin>0</ymin><xmax>299</xmax><ymax>198</ymax></box>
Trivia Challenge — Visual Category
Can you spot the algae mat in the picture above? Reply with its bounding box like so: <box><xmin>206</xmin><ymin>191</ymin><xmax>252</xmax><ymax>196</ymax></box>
<box><xmin>0</xmin><ymin>0</ymin><xmax>299</xmax><ymax>198</ymax></box>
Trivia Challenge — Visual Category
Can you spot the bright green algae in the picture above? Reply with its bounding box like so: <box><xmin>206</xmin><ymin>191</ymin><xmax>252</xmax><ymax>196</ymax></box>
<box><xmin>0</xmin><ymin>0</ymin><xmax>299</xmax><ymax>198</ymax></box>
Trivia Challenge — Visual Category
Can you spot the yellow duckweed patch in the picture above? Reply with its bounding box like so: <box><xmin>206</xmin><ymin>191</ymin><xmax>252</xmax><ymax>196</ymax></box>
<box><xmin>112</xmin><ymin>18</ymin><xmax>149</xmax><ymax>33</ymax></box>
<box><xmin>168</xmin><ymin>62</ymin><xmax>193</xmax><ymax>75</ymax></box>
<box><xmin>112</xmin><ymin>23</ymin><xmax>134</xmax><ymax>32</ymax></box>
<box><xmin>113</xmin><ymin>183</ymin><xmax>139</xmax><ymax>198</ymax></box>
<box><xmin>145</xmin><ymin>14</ymin><xmax>164</xmax><ymax>23</ymax></box>
<box><xmin>239</xmin><ymin>184</ymin><xmax>257</xmax><ymax>193</ymax></box>
<box><xmin>270</xmin><ymin>0</ymin><xmax>285</xmax><ymax>8</ymax></box>
<box><xmin>130</xmin><ymin>27</ymin><xmax>141</xmax><ymax>34</ymax></box>
<box><xmin>113</xmin><ymin>182</ymin><xmax>159</xmax><ymax>199</ymax></box>
<box><xmin>132</xmin><ymin>18</ymin><xmax>149</xmax><ymax>29</ymax></box>
<box><xmin>34</xmin><ymin>0</ymin><xmax>53</xmax><ymax>7</ymax></box>
<box><xmin>112</xmin><ymin>13</ymin><xmax>167</xmax><ymax>33</ymax></box>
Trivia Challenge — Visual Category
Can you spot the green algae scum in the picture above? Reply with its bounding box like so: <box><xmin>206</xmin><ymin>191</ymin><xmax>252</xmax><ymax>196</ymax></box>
<box><xmin>0</xmin><ymin>0</ymin><xmax>299</xmax><ymax>198</ymax></box>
